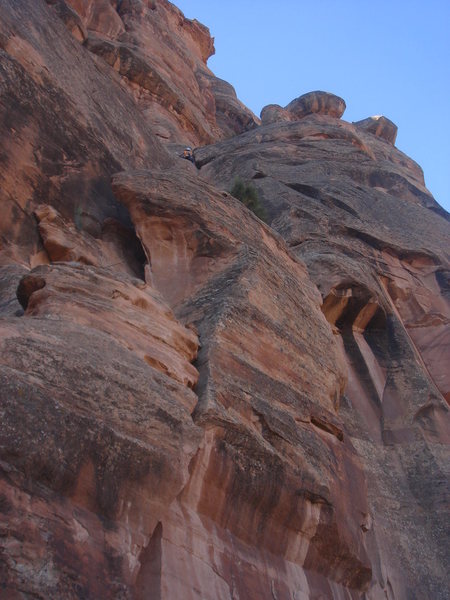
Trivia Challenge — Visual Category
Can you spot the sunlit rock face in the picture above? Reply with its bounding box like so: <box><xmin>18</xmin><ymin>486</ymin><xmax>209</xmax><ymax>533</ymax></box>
<box><xmin>1</xmin><ymin>262</ymin><xmax>202</xmax><ymax>597</ymax></box>
<box><xmin>63</xmin><ymin>0</ymin><xmax>259</xmax><ymax>146</ymax></box>
<box><xmin>0</xmin><ymin>1</ymin><xmax>449</xmax><ymax>599</ymax></box>
<box><xmin>112</xmin><ymin>168</ymin><xmax>376</xmax><ymax>598</ymax></box>
<box><xmin>0</xmin><ymin>0</ymin><xmax>173</xmax><ymax>270</ymax></box>
<box><xmin>0</xmin><ymin>0</ymin><xmax>256</xmax><ymax>268</ymax></box>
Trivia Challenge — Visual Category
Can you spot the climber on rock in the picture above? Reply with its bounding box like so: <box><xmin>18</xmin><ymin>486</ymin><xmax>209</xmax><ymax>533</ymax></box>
<box><xmin>182</xmin><ymin>146</ymin><xmax>195</xmax><ymax>163</ymax></box>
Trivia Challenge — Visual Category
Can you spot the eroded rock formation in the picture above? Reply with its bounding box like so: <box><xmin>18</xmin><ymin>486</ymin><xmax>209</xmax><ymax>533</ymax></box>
<box><xmin>197</xmin><ymin>99</ymin><xmax>450</xmax><ymax>600</ymax></box>
<box><xmin>67</xmin><ymin>0</ymin><xmax>259</xmax><ymax>146</ymax></box>
<box><xmin>0</xmin><ymin>1</ymin><xmax>448</xmax><ymax>599</ymax></box>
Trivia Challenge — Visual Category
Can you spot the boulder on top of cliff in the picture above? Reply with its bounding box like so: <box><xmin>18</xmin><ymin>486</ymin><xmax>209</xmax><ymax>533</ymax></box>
<box><xmin>260</xmin><ymin>103</ymin><xmax>291</xmax><ymax>125</ymax></box>
<box><xmin>286</xmin><ymin>91</ymin><xmax>346</xmax><ymax>120</ymax></box>
<box><xmin>353</xmin><ymin>115</ymin><xmax>398</xmax><ymax>144</ymax></box>
<box><xmin>1</xmin><ymin>0</ymin><xmax>449</xmax><ymax>598</ymax></box>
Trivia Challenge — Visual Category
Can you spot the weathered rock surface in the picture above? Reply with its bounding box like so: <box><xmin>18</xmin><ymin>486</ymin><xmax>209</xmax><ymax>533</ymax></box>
<box><xmin>286</xmin><ymin>90</ymin><xmax>347</xmax><ymax>120</ymax></box>
<box><xmin>17</xmin><ymin>263</ymin><xmax>199</xmax><ymax>388</ymax></box>
<box><xmin>0</xmin><ymin>1</ymin><xmax>449</xmax><ymax>599</ymax></box>
<box><xmin>44</xmin><ymin>0</ymin><xmax>88</xmax><ymax>41</ymax></box>
<box><xmin>63</xmin><ymin>0</ymin><xmax>125</xmax><ymax>39</ymax></box>
<box><xmin>197</xmin><ymin>105</ymin><xmax>450</xmax><ymax>600</ymax></box>
<box><xmin>112</xmin><ymin>168</ymin><xmax>372</xmax><ymax>597</ymax></box>
<box><xmin>1</xmin><ymin>262</ymin><xmax>202</xmax><ymax>598</ymax></box>
<box><xmin>354</xmin><ymin>115</ymin><xmax>398</xmax><ymax>144</ymax></box>
<box><xmin>60</xmin><ymin>0</ymin><xmax>259</xmax><ymax>146</ymax></box>
<box><xmin>34</xmin><ymin>204</ymin><xmax>147</xmax><ymax>278</ymax></box>
<box><xmin>260</xmin><ymin>103</ymin><xmax>292</xmax><ymax>125</ymax></box>
<box><xmin>0</xmin><ymin>265</ymin><xmax>28</xmax><ymax>317</ymax></box>
<box><xmin>0</xmin><ymin>0</ymin><xmax>171</xmax><ymax>267</ymax></box>
<box><xmin>260</xmin><ymin>91</ymin><xmax>347</xmax><ymax>126</ymax></box>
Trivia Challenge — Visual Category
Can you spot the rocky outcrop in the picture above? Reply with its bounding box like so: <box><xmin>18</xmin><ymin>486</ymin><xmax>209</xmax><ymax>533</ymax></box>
<box><xmin>0</xmin><ymin>1</ymin><xmax>448</xmax><ymax>599</ymax></box>
<box><xmin>260</xmin><ymin>103</ymin><xmax>291</xmax><ymax>125</ymax></box>
<box><xmin>62</xmin><ymin>0</ymin><xmax>125</xmax><ymax>39</ymax></box>
<box><xmin>354</xmin><ymin>115</ymin><xmax>398</xmax><ymax>144</ymax></box>
<box><xmin>196</xmin><ymin>102</ymin><xmax>450</xmax><ymax>600</ymax></box>
<box><xmin>17</xmin><ymin>263</ymin><xmax>199</xmax><ymax>387</ymax></box>
<box><xmin>44</xmin><ymin>0</ymin><xmax>88</xmax><ymax>41</ymax></box>
<box><xmin>0</xmin><ymin>0</ymin><xmax>171</xmax><ymax>268</ymax></box>
<box><xmin>286</xmin><ymin>90</ymin><xmax>347</xmax><ymax>119</ymax></box>
<box><xmin>260</xmin><ymin>91</ymin><xmax>347</xmax><ymax>125</ymax></box>
<box><xmin>34</xmin><ymin>204</ymin><xmax>146</xmax><ymax>278</ymax></box>
<box><xmin>54</xmin><ymin>0</ymin><xmax>259</xmax><ymax>146</ymax></box>
<box><xmin>0</xmin><ymin>0</ymin><xmax>257</xmax><ymax>268</ymax></box>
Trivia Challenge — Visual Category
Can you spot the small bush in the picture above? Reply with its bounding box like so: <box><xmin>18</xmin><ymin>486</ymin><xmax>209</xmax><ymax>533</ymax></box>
<box><xmin>230</xmin><ymin>177</ymin><xmax>267</xmax><ymax>221</ymax></box>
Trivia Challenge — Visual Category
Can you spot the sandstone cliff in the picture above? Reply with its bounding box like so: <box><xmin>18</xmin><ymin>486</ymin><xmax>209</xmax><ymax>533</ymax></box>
<box><xmin>0</xmin><ymin>2</ymin><xmax>448</xmax><ymax>600</ymax></box>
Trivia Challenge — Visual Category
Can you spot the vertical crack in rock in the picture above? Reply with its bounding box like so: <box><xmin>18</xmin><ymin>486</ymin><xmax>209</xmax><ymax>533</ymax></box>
<box><xmin>135</xmin><ymin>522</ymin><xmax>163</xmax><ymax>600</ymax></box>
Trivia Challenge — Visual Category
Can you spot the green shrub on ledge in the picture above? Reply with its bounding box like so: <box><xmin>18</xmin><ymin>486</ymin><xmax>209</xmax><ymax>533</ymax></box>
<box><xmin>230</xmin><ymin>177</ymin><xmax>267</xmax><ymax>222</ymax></box>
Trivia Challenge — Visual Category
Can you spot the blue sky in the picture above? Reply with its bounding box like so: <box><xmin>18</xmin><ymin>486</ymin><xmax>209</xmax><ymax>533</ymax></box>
<box><xmin>175</xmin><ymin>0</ymin><xmax>450</xmax><ymax>212</ymax></box>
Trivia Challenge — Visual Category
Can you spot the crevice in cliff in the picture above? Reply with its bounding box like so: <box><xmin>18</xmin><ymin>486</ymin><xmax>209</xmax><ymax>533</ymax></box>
<box><xmin>16</xmin><ymin>273</ymin><xmax>46</xmax><ymax>310</ymax></box>
<box><xmin>135</xmin><ymin>522</ymin><xmax>162</xmax><ymax>600</ymax></box>
<box><xmin>178</xmin><ymin>258</ymin><xmax>246</xmax><ymax>407</ymax></box>
<box><xmin>310</xmin><ymin>415</ymin><xmax>344</xmax><ymax>441</ymax></box>
<box><xmin>342</xmin><ymin>332</ymin><xmax>384</xmax><ymax>417</ymax></box>
<box><xmin>322</xmin><ymin>283</ymin><xmax>386</xmax><ymax>334</ymax></box>
<box><xmin>322</xmin><ymin>284</ymin><xmax>389</xmax><ymax>434</ymax></box>
<box><xmin>3</xmin><ymin>0</ymin><xmax>449</xmax><ymax>597</ymax></box>
<box><xmin>33</xmin><ymin>203</ymin><xmax>148</xmax><ymax>280</ymax></box>
<box><xmin>380</xmin><ymin>269</ymin><xmax>450</xmax><ymax>405</ymax></box>
<box><xmin>280</xmin><ymin>182</ymin><xmax>361</xmax><ymax>223</ymax></box>
<box><xmin>435</xmin><ymin>268</ymin><xmax>450</xmax><ymax>300</ymax></box>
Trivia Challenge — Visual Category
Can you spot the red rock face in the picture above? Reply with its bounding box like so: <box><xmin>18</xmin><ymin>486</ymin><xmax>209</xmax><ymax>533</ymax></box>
<box><xmin>112</xmin><ymin>168</ymin><xmax>373</xmax><ymax>597</ymax></box>
<box><xmin>64</xmin><ymin>0</ymin><xmax>259</xmax><ymax>146</ymax></box>
<box><xmin>197</xmin><ymin>108</ymin><xmax>450</xmax><ymax>600</ymax></box>
<box><xmin>0</xmin><ymin>1</ymin><xmax>449</xmax><ymax>599</ymax></box>
<box><xmin>1</xmin><ymin>265</ymin><xmax>202</xmax><ymax>597</ymax></box>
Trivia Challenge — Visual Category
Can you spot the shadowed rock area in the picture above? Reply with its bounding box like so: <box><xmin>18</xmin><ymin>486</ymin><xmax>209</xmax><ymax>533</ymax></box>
<box><xmin>0</xmin><ymin>1</ymin><xmax>449</xmax><ymax>599</ymax></box>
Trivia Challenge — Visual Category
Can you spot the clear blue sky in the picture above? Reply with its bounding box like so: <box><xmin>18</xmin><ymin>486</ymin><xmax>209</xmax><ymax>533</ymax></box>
<box><xmin>175</xmin><ymin>0</ymin><xmax>450</xmax><ymax>212</ymax></box>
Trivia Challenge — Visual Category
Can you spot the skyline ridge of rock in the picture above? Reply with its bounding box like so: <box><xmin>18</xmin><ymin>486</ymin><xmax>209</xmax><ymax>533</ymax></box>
<box><xmin>0</xmin><ymin>1</ymin><xmax>448</xmax><ymax>599</ymax></box>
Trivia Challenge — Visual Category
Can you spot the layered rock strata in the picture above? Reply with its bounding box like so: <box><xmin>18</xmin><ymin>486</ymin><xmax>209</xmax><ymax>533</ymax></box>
<box><xmin>0</xmin><ymin>0</ymin><xmax>172</xmax><ymax>269</ymax></box>
<box><xmin>0</xmin><ymin>1</ymin><xmax>449</xmax><ymax>599</ymax></box>
<box><xmin>1</xmin><ymin>261</ymin><xmax>202</xmax><ymax>597</ymax></box>
<box><xmin>59</xmin><ymin>0</ymin><xmax>259</xmax><ymax>146</ymax></box>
